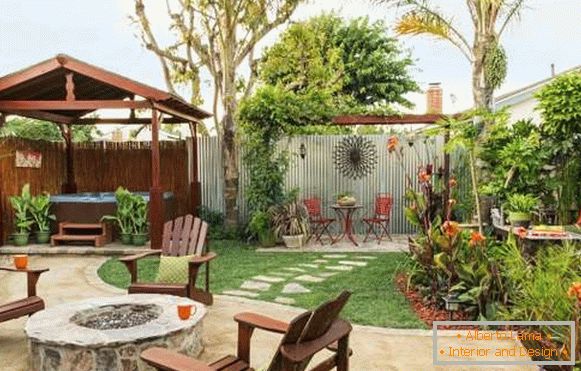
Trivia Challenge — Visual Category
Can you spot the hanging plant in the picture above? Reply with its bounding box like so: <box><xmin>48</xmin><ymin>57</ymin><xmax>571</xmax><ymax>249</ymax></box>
<box><xmin>333</xmin><ymin>136</ymin><xmax>377</xmax><ymax>179</ymax></box>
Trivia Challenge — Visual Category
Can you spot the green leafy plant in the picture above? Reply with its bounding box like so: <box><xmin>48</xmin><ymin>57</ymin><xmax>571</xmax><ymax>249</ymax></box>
<box><xmin>29</xmin><ymin>193</ymin><xmax>55</xmax><ymax>232</ymax></box>
<box><xmin>504</xmin><ymin>193</ymin><xmax>538</xmax><ymax>214</ymax></box>
<box><xmin>101</xmin><ymin>187</ymin><xmax>135</xmax><ymax>234</ymax></box>
<box><xmin>130</xmin><ymin>194</ymin><xmax>149</xmax><ymax>235</ymax></box>
<box><xmin>9</xmin><ymin>184</ymin><xmax>33</xmax><ymax>234</ymax></box>
<box><xmin>248</xmin><ymin>210</ymin><xmax>276</xmax><ymax>246</ymax></box>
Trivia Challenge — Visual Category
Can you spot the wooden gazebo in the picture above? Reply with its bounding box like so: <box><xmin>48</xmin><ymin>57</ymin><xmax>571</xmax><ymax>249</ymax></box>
<box><xmin>0</xmin><ymin>54</ymin><xmax>211</xmax><ymax>248</ymax></box>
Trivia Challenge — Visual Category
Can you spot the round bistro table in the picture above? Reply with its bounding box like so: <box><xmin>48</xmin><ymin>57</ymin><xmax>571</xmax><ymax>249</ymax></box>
<box><xmin>331</xmin><ymin>204</ymin><xmax>363</xmax><ymax>247</ymax></box>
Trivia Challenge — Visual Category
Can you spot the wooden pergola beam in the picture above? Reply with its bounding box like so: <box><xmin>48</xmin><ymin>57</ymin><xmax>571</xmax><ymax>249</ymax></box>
<box><xmin>0</xmin><ymin>100</ymin><xmax>151</xmax><ymax>111</ymax></box>
<box><xmin>75</xmin><ymin>117</ymin><xmax>188</xmax><ymax>125</ymax></box>
<box><xmin>4</xmin><ymin>110</ymin><xmax>74</xmax><ymax>124</ymax></box>
<box><xmin>153</xmin><ymin>102</ymin><xmax>203</xmax><ymax>124</ymax></box>
<box><xmin>0</xmin><ymin>59</ymin><xmax>62</xmax><ymax>92</ymax></box>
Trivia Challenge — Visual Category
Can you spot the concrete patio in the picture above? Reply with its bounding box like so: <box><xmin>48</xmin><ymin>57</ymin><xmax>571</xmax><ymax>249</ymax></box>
<box><xmin>0</xmin><ymin>255</ymin><xmax>534</xmax><ymax>370</ymax></box>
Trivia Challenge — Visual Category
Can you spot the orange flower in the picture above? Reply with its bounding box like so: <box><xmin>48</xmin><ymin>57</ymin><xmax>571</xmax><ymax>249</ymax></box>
<box><xmin>442</xmin><ymin>221</ymin><xmax>460</xmax><ymax>237</ymax></box>
<box><xmin>567</xmin><ymin>282</ymin><xmax>581</xmax><ymax>302</ymax></box>
<box><xmin>469</xmin><ymin>231</ymin><xmax>486</xmax><ymax>247</ymax></box>
<box><xmin>419</xmin><ymin>171</ymin><xmax>431</xmax><ymax>183</ymax></box>
<box><xmin>449</xmin><ymin>178</ymin><xmax>458</xmax><ymax>188</ymax></box>
<box><xmin>576</xmin><ymin>210</ymin><xmax>581</xmax><ymax>227</ymax></box>
<box><xmin>515</xmin><ymin>227</ymin><xmax>528</xmax><ymax>239</ymax></box>
<box><xmin>387</xmin><ymin>136</ymin><xmax>399</xmax><ymax>153</ymax></box>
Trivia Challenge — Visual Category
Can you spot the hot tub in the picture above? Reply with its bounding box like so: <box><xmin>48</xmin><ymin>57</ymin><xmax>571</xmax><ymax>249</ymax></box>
<box><xmin>50</xmin><ymin>192</ymin><xmax>176</xmax><ymax>226</ymax></box>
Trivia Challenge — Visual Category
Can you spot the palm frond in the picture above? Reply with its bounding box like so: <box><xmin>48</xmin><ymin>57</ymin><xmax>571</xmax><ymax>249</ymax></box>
<box><xmin>498</xmin><ymin>0</ymin><xmax>527</xmax><ymax>36</ymax></box>
<box><xmin>396</xmin><ymin>10</ymin><xmax>450</xmax><ymax>38</ymax></box>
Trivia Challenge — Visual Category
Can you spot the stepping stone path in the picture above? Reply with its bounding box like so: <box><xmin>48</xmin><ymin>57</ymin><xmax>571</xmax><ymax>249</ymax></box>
<box><xmin>298</xmin><ymin>263</ymin><xmax>319</xmax><ymax>269</ymax></box>
<box><xmin>313</xmin><ymin>259</ymin><xmax>329</xmax><ymax>263</ymax></box>
<box><xmin>284</xmin><ymin>267</ymin><xmax>306</xmax><ymax>273</ymax></box>
<box><xmin>338</xmin><ymin>260</ymin><xmax>368</xmax><ymax>267</ymax></box>
<box><xmin>318</xmin><ymin>272</ymin><xmax>338</xmax><ymax>278</ymax></box>
<box><xmin>270</xmin><ymin>272</ymin><xmax>294</xmax><ymax>277</ymax></box>
<box><xmin>252</xmin><ymin>275</ymin><xmax>285</xmax><ymax>283</ymax></box>
<box><xmin>294</xmin><ymin>275</ymin><xmax>325</xmax><ymax>283</ymax></box>
<box><xmin>241</xmin><ymin>280</ymin><xmax>271</xmax><ymax>291</ymax></box>
<box><xmin>355</xmin><ymin>256</ymin><xmax>377</xmax><ymax>260</ymax></box>
<box><xmin>282</xmin><ymin>283</ymin><xmax>311</xmax><ymax>294</ymax></box>
<box><xmin>323</xmin><ymin>254</ymin><xmax>347</xmax><ymax>259</ymax></box>
<box><xmin>223</xmin><ymin>290</ymin><xmax>259</xmax><ymax>298</ymax></box>
<box><xmin>325</xmin><ymin>265</ymin><xmax>353</xmax><ymax>271</ymax></box>
<box><xmin>274</xmin><ymin>297</ymin><xmax>296</xmax><ymax>305</ymax></box>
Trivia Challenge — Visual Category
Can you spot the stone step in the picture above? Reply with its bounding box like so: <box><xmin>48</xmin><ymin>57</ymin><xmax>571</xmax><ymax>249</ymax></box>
<box><xmin>252</xmin><ymin>275</ymin><xmax>285</xmax><ymax>283</ymax></box>
<box><xmin>294</xmin><ymin>274</ymin><xmax>325</xmax><ymax>283</ymax></box>
<box><xmin>282</xmin><ymin>283</ymin><xmax>311</xmax><ymax>294</ymax></box>
<box><xmin>338</xmin><ymin>260</ymin><xmax>368</xmax><ymax>267</ymax></box>
<box><xmin>240</xmin><ymin>280</ymin><xmax>271</xmax><ymax>291</ymax></box>
<box><xmin>325</xmin><ymin>265</ymin><xmax>353</xmax><ymax>271</ymax></box>
<box><xmin>222</xmin><ymin>290</ymin><xmax>259</xmax><ymax>298</ymax></box>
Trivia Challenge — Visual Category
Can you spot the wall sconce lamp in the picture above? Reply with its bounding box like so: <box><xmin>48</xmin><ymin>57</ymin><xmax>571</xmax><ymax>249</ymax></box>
<box><xmin>299</xmin><ymin>143</ymin><xmax>306</xmax><ymax>159</ymax></box>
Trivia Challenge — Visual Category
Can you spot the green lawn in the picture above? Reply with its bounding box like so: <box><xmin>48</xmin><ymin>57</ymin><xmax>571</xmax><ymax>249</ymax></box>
<box><xmin>98</xmin><ymin>240</ymin><xmax>424</xmax><ymax>329</ymax></box>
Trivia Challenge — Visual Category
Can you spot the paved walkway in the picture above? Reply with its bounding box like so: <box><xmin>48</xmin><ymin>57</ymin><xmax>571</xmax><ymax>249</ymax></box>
<box><xmin>0</xmin><ymin>256</ymin><xmax>533</xmax><ymax>370</ymax></box>
<box><xmin>256</xmin><ymin>234</ymin><xmax>409</xmax><ymax>253</ymax></box>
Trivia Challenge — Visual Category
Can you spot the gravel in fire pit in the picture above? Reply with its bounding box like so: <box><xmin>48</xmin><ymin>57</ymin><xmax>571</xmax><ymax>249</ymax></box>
<box><xmin>70</xmin><ymin>304</ymin><xmax>161</xmax><ymax>330</ymax></box>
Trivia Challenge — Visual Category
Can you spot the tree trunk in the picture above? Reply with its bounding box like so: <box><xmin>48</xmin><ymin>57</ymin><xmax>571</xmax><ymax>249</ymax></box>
<box><xmin>472</xmin><ymin>39</ymin><xmax>494</xmax><ymax>109</ymax></box>
<box><xmin>221</xmin><ymin>46</ymin><xmax>239</xmax><ymax>228</ymax></box>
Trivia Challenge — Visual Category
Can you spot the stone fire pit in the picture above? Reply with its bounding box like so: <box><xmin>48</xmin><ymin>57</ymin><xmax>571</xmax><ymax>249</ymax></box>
<box><xmin>25</xmin><ymin>294</ymin><xmax>206</xmax><ymax>370</ymax></box>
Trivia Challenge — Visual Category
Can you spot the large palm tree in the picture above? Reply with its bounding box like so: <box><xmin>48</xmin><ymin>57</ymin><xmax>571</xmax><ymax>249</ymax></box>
<box><xmin>375</xmin><ymin>0</ymin><xmax>526</xmax><ymax>109</ymax></box>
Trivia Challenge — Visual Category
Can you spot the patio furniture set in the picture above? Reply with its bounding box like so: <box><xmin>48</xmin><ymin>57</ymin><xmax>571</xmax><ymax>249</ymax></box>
<box><xmin>305</xmin><ymin>193</ymin><xmax>393</xmax><ymax>246</ymax></box>
<box><xmin>1</xmin><ymin>214</ymin><xmax>354</xmax><ymax>371</ymax></box>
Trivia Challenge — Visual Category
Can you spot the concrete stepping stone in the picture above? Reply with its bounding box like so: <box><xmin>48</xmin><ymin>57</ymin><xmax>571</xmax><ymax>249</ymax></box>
<box><xmin>355</xmin><ymin>256</ymin><xmax>377</xmax><ymax>260</ymax></box>
<box><xmin>313</xmin><ymin>259</ymin><xmax>329</xmax><ymax>263</ymax></box>
<box><xmin>298</xmin><ymin>263</ymin><xmax>319</xmax><ymax>269</ymax></box>
<box><xmin>325</xmin><ymin>265</ymin><xmax>353</xmax><ymax>271</ymax></box>
<box><xmin>252</xmin><ymin>275</ymin><xmax>285</xmax><ymax>283</ymax></box>
<box><xmin>318</xmin><ymin>272</ymin><xmax>339</xmax><ymax>278</ymax></box>
<box><xmin>339</xmin><ymin>260</ymin><xmax>368</xmax><ymax>267</ymax></box>
<box><xmin>270</xmin><ymin>272</ymin><xmax>294</xmax><ymax>277</ymax></box>
<box><xmin>274</xmin><ymin>297</ymin><xmax>296</xmax><ymax>305</ymax></box>
<box><xmin>323</xmin><ymin>254</ymin><xmax>347</xmax><ymax>259</ymax></box>
<box><xmin>240</xmin><ymin>280</ymin><xmax>271</xmax><ymax>291</ymax></box>
<box><xmin>282</xmin><ymin>283</ymin><xmax>311</xmax><ymax>294</ymax></box>
<box><xmin>284</xmin><ymin>267</ymin><xmax>306</xmax><ymax>273</ymax></box>
<box><xmin>294</xmin><ymin>274</ymin><xmax>325</xmax><ymax>283</ymax></box>
<box><xmin>223</xmin><ymin>290</ymin><xmax>259</xmax><ymax>298</ymax></box>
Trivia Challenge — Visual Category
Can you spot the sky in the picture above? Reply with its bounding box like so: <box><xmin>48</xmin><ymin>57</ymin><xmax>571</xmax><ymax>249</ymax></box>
<box><xmin>1</xmin><ymin>0</ymin><xmax>580</xmax><ymax>123</ymax></box>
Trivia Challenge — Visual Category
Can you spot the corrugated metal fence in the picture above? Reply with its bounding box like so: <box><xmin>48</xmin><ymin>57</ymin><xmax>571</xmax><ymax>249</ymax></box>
<box><xmin>199</xmin><ymin>135</ymin><xmax>445</xmax><ymax>234</ymax></box>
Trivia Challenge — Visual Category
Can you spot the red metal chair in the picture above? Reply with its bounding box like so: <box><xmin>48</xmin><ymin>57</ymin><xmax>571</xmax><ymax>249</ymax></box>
<box><xmin>303</xmin><ymin>197</ymin><xmax>335</xmax><ymax>244</ymax></box>
<box><xmin>363</xmin><ymin>193</ymin><xmax>393</xmax><ymax>243</ymax></box>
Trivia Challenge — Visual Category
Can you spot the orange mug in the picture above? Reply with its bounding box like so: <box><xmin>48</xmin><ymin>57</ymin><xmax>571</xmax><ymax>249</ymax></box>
<box><xmin>177</xmin><ymin>304</ymin><xmax>192</xmax><ymax>320</ymax></box>
<box><xmin>13</xmin><ymin>255</ymin><xmax>28</xmax><ymax>270</ymax></box>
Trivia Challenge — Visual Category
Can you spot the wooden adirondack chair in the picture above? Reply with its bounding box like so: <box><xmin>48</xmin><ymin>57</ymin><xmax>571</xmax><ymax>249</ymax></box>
<box><xmin>0</xmin><ymin>266</ymin><xmax>49</xmax><ymax>323</ymax></box>
<box><xmin>119</xmin><ymin>215</ymin><xmax>216</xmax><ymax>305</ymax></box>
<box><xmin>141</xmin><ymin>291</ymin><xmax>353</xmax><ymax>371</ymax></box>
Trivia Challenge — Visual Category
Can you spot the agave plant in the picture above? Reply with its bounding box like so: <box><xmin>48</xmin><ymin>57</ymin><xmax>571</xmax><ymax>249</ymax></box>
<box><xmin>9</xmin><ymin>184</ymin><xmax>33</xmax><ymax>234</ymax></box>
<box><xmin>30</xmin><ymin>193</ymin><xmax>55</xmax><ymax>232</ymax></box>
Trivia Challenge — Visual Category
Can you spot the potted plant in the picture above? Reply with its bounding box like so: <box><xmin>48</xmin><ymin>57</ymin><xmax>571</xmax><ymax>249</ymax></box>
<box><xmin>9</xmin><ymin>184</ymin><xmax>33</xmax><ymax>246</ymax></box>
<box><xmin>30</xmin><ymin>193</ymin><xmax>55</xmax><ymax>243</ymax></box>
<box><xmin>270</xmin><ymin>198</ymin><xmax>309</xmax><ymax>248</ymax></box>
<box><xmin>504</xmin><ymin>193</ymin><xmax>538</xmax><ymax>228</ymax></box>
<box><xmin>102</xmin><ymin>187</ymin><xmax>134</xmax><ymax>245</ymax></box>
<box><xmin>337</xmin><ymin>191</ymin><xmax>356</xmax><ymax>206</ymax></box>
<box><xmin>130</xmin><ymin>194</ymin><xmax>149</xmax><ymax>246</ymax></box>
<box><xmin>248</xmin><ymin>210</ymin><xmax>276</xmax><ymax>247</ymax></box>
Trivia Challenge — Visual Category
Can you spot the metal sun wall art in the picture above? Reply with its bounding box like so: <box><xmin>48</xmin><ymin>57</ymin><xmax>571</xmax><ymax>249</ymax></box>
<box><xmin>333</xmin><ymin>136</ymin><xmax>377</xmax><ymax>179</ymax></box>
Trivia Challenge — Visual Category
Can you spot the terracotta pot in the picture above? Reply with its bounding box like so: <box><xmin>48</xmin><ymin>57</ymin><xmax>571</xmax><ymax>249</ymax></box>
<box><xmin>177</xmin><ymin>304</ymin><xmax>192</xmax><ymax>320</ymax></box>
<box><xmin>14</xmin><ymin>255</ymin><xmax>28</xmax><ymax>270</ymax></box>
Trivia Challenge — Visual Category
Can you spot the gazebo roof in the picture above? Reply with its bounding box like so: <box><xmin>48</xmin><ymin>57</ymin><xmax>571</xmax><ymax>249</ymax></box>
<box><xmin>0</xmin><ymin>54</ymin><xmax>211</xmax><ymax>124</ymax></box>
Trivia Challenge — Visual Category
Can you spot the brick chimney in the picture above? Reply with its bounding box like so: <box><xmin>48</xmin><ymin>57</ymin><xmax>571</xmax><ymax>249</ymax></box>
<box><xmin>426</xmin><ymin>83</ymin><xmax>443</xmax><ymax>114</ymax></box>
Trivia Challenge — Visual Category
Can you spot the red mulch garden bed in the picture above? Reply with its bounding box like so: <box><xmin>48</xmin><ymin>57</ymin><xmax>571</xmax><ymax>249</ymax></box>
<box><xmin>395</xmin><ymin>273</ymin><xmax>476</xmax><ymax>330</ymax></box>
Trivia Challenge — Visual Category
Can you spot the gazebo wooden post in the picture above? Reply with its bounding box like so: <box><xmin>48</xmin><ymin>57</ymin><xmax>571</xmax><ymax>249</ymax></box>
<box><xmin>150</xmin><ymin>109</ymin><xmax>164</xmax><ymax>249</ymax></box>
<box><xmin>0</xmin><ymin>114</ymin><xmax>4</xmax><ymax>246</ymax></box>
<box><xmin>188</xmin><ymin>122</ymin><xmax>201</xmax><ymax>216</ymax></box>
<box><xmin>61</xmin><ymin>124</ymin><xmax>77</xmax><ymax>193</ymax></box>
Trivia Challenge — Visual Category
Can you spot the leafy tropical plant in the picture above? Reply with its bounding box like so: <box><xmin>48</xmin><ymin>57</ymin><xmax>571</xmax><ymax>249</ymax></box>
<box><xmin>504</xmin><ymin>193</ymin><xmax>538</xmax><ymax>214</ymax></box>
<box><xmin>29</xmin><ymin>193</ymin><xmax>55</xmax><ymax>232</ymax></box>
<box><xmin>130</xmin><ymin>194</ymin><xmax>149</xmax><ymax>235</ymax></box>
<box><xmin>9</xmin><ymin>184</ymin><xmax>33</xmax><ymax>234</ymax></box>
<box><xmin>101</xmin><ymin>187</ymin><xmax>135</xmax><ymax>234</ymax></box>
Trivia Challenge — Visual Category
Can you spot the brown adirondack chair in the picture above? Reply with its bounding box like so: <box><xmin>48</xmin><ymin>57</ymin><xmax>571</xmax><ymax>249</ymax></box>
<box><xmin>119</xmin><ymin>215</ymin><xmax>216</xmax><ymax>305</ymax></box>
<box><xmin>141</xmin><ymin>291</ymin><xmax>353</xmax><ymax>371</ymax></box>
<box><xmin>0</xmin><ymin>266</ymin><xmax>49</xmax><ymax>323</ymax></box>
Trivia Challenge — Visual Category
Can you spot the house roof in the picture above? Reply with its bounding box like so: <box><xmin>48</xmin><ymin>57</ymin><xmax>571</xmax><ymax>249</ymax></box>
<box><xmin>332</xmin><ymin>114</ymin><xmax>447</xmax><ymax>126</ymax></box>
<box><xmin>495</xmin><ymin>64</ymin><xmax>581</xmax><ymax>106</ymax></box>
<box><xmin>0</xmin><ymin>54</ymin><xmax>212</xmax><ymax>124</ymax></box>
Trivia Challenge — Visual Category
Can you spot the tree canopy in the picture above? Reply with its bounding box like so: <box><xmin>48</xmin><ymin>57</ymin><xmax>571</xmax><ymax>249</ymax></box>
<box><xmin>0</xmin><ymin>118</ymin><xmax>98</xmax><ymax>142</ymax></box>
